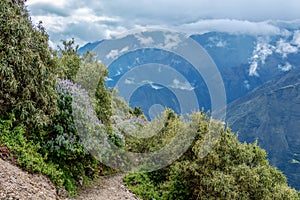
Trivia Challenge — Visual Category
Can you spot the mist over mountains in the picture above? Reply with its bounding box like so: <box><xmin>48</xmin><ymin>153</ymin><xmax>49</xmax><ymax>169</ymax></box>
<box><xmin>79</xmin><ymin>26</ymin><xmax>300</xmax><ymax>112</ymax></box>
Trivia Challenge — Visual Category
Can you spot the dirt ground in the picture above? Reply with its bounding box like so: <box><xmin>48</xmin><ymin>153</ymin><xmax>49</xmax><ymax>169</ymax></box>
<box><xmin>0</xmin><ymin>158</ymin><xmax>58</xmax><ymax>200</ymax></box>
<box><xmin>0</xmin><ymin>156</ymin><xmax>139</xmax><ymax>200</ymax></box>
<box><xmin>65</xmin><ymin>174</ymin><xmax>139</xmax><ymax>200</ymax></box>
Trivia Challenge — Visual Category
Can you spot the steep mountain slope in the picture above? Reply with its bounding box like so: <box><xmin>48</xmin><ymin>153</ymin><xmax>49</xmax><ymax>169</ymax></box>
<box><xmin>226</xmin><ymin>68</ymin><xmax>300</xmax><ymax>190</ymax></box>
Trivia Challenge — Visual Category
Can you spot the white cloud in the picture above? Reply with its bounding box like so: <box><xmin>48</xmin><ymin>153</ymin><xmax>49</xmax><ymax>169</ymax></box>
<box><xmin>140</xmin><ymin>80</ymin><xmax>163</xmax><ymax>90</ymax></box>
<box><xmin>162</xmin><ymin>33</ymin><xmax>182</xmax><ymax>50</ymax></box>
<box><xmin>249</xmin><ymin>61</ymin><xmax>259</xmax><ymax>76</ymax></box>
<box><xmin>169</xmin><ymin>79</ymin><xmax>194</xmax><ymax>91</ymax></box>
<box><xmin>121</xmin><ymin>47</ymin><xmax>129</xmax><ymax>53</ymax></box>
<box><xmin>124</xmin><ymin>78</ymin><xmax>135</xmax><ymax>85</ymax></box>
<box><xmin>89</xmin><ymin>0</ymin><xmax>300</xmax><ymax>23</ymax></box>
<box><xmin>48</xmin><ymin>39</ymin><xmax>55</xmax><ymax>49</ymax></box>
<box><xmin>208</xmin><ymin>36</ymin><xmax>227</xmax><ymax>47</ymax></box>
<box><xmin>134</xmin><ymin>34</ymin><xmax>154</xmax><ymax>45</ymax></box>
<box><xmin>26</xmin><ymin>1</ymin><xmax>300</xmax><ymax>47</ymax></box>
<box><xmin>248</xmin><ymin>33</ymin><xmax>299</xmax><ymax>76</ymax></box>
<box><xmin>106</xmin><ymin>46</ymin><xmax>129</xmax><ymax>59</ymax></box>
<box><xmin>104</xmin><ymin>77</ymin><xmax>113</xmax><ymax>81</ymax></box>
<box><xmin>27</xmin><ymin>0</ymin><xmax>67</xmax><ymax>7</ymax></box>
<box><xmin>114</xmin><ymin>71</ymin><xmax>121</xmax><ymax>76</ymax></box>
<box><xmin>249</xmin><ymin>38</ymin><xmax>274</xmax><ymax>76</ymax></box>
<box><xmin>215</xmin><ymin>40</ymin><xmax>227</xmax><ymax>47</ymax></box>
<box><xmin>134</xmin><ymin>57</ymin><xmax>141</xmax><ymax>65</ymax></box>
<box><xmin>278</xmin><ymin>62</ymin><xmax>293</xmax><ymax>71</ymax></box>
<box><xmin>275</xmin><ymin>39</ymin><xmax>298</xmax><ymax>57</ymax></box>
<box><xmin>151</xmin><ymin>84</ymin><xmax>164</xmax><ymax>90</ymax></box>
<box><xmin>177</xmin><ymin>19</ymin><xmax>282</xmax><ymax>36</ymax></box>
<box><xmin>292</xmin><ymin>30</ymin><xmax>300</xmax><ymax>47</ymax></box>
<box><xmin>141</xmin><ymin>80</ymin><xmax>154</xmax><ymax>87</ymax></box>
<box><xmin>106</xmin><ymin>50</ymin><xmax>119</xmax><ymax>60</ymax></box>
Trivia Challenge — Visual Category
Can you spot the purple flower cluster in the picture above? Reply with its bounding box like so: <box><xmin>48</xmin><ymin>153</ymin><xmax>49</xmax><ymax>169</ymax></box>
<box><xmin>50</xmin><ymin>133</ymin><xmax>77</xmax><ymax>152</ymax></box>
<box><xmin>56</xmin><ymin>79</ymin><xmax>108</xmax><ymax>153</ymax></box>
<box><xmin>130</xmin><ymin>117</ymin><xmax>147</xmax><ymax>126</ymax></box>
<box><xmin>14</xmin><ymin>0</ymin><xmax>27</xmax><ymax>6</ymax></box>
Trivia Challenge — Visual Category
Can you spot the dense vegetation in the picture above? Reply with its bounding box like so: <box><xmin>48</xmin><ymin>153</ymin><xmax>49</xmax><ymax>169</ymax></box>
<box><xmin>124</xmin><ymin>110</ymin><xmax>299</xmax><ymax>199</ymax></box>
<box><xmin>0</xmin><ymin>0</ymin><xmax>58</xmax><ymax>129</ymax></box>
<box><xmin>0</xmin><ymin>0</ymin><xmax>299</xmax><ymax>199</ymax></box>
<box><xmin>0</xmin><ymin>0</ymin><xmax>112</xmax><ymax>194</ymax></box>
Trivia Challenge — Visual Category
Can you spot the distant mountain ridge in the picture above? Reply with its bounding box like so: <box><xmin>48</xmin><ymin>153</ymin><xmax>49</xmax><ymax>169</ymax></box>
<box><xmin>225</xmin><ymin>67</ymin><xmax>300</xmax><ymax>190</ymax></box>
<box><xmin>78</xmin><ymin>31</ymin><xmax>300</xmax><ymax>107</ymax></box>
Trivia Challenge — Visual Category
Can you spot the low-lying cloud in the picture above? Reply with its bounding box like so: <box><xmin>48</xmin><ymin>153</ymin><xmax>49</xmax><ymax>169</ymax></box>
<box><xmin>249</xmin><ymin>31</ymin><xmax>300</xmax><ymax>76</ymax></box>
<box><xmin>26</xmin><ymin>0</ymin><xmax>300</xmax><ymax>47</ymax></box>
<box><xmin>169</xmin><ymin>79</ymin><xmax>195</xmax><ymax>91</ymax></box>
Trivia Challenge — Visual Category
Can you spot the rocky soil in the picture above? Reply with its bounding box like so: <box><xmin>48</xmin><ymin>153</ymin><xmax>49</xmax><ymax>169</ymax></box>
<box><xmin>0</xmin><ymin>158</ymin><xmax>58</xmax><ymax>200</ymax></box>
<box><xmin>66</xmin><ymin>174</ymin><xmax>139</xmax><ymax>200</ymax></box>
<box><xmin>0</xmin><ymin>154</ymin><xmax>138</xmax><ymax>200</ymax></box>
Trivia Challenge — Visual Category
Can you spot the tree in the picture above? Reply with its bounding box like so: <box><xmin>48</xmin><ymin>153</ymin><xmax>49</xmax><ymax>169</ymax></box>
<box><xmin>75</xmin><ymin>51</ymin><xmax>106</xmax><ymax>97</ymax></box>
<box><xmin>55</xmin><ymin>38</ymin><xmax>81</xmax><ymax>82</ymax></box>
<box><xmin>0</xmin><ymin>0</ymin><xmax>58</xmax><ymax>128</ymax></box>
<box><xmin>94</xmin><ymin>67</ymin><xmax>113</xmax><ymax>128</ymax></box>
<box><xmin>74</xmin><ymin>51</ymin><xmax>113</xmax><ymax>130</ymax></box>
<box><xmin>130</xmin><ymin>106</ymin><xmax>144</xmax><ymax>118</ymax></box>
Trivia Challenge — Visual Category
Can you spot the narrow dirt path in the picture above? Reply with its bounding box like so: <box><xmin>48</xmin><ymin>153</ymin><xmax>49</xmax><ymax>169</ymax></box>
<box><xmin>0</xmin><ymin>156</ymin><xmax>138</xmax><ymax>200</ymax></box>
<box><xmin>66</xmin><ymin>174</ymin><xmax>139</xmax><ymax>200</ymax></box>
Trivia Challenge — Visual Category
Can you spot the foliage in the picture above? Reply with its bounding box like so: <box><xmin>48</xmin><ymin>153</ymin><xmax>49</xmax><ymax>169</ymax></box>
<box><xmin>124</xmin><ymin>173</ymin><xmax>161</xmax><ymax>199</ymax></box>
<box><xmin>125</xmin><ymin>109</ymin><xmax>182</xmax><ymax>153</ymax></box>
<box><xmin>94</xmin><ymin>67</ymin><xmax>113</xmax><ymax>128</ymax></box>
<box><xmin>40</xmin><ymin>78</ymin><xmax>106</xmax><ymax>193</ymax></box>
<box><xmin>74</xmin><ymin>56</ymin><xmax>126</xmax><ymax>151</ymax></box>
<box><xmin>75</xmin><ymin>51</ymin><xmax>106</xmax><ymax>97</ymax></box>
<box><xmin>0</xmin><ymin>0</ymin><xmax>118</xmax><ymax>195</ymax></box>
<box><xmin>55</xmin><ymin>39</ymin><xmax>81</xmax><ymax>82</ymax></box>
<box><xmin>111</xmin><ymin>89</ymin><xmax>133</xmax><ymax>119</ymax></box>
<box><xmin>124</xmin><ymin>111</ymin><xmax>300</xmax><ymax>200</ymax></box>
<box><xmin>0</xmin><ymin>114</ymin><xmax>64</xmax><ymax>188</ymax></box>
<box><xmin>130</xmin><ymin>106</ymin><xmax>144</xmax><ymax>118</ymax></box>
<box><xmin>0</xmin><ymin>0</ymin><xmax>58</xmax><ymax>128</ymax></box>
<box><xmin>75</xmin><ymin>51</ymin><xmax>114</xmax><ymax>135</ymax></box>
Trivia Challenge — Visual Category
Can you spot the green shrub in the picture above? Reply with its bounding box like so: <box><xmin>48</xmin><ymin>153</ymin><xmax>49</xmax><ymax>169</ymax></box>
<box><xmin>124</xmin><ymin>173</ymin><xmax>161</xmax><ymax>200</ymax></box>
<box><xmin>95</xmin><ymin>67</ymin><xmax>113</xmax><ymax>128</ymax></box>
<box><xmin>124</xmin><ymin>111</ymin><xmax>300</xmax><ymax>200</ymax></box>
<box><xmin>55</xmin><ymin>39</ymin><xmax>81</xmax><ymax>82</ymax></box>
<box><xmin>125</xmin><ymin>109</ymin><xmax>184</xmax><ymax>154</ymax></box>
<box><xmin>0</xmin><ymin>114</ymin><xmax>64</xmax><ymax>187</ymax></box>
<box><xmin>40</xmin><ymin>79</ymin><xmax>103</xmax><ymax>193</ymax></box>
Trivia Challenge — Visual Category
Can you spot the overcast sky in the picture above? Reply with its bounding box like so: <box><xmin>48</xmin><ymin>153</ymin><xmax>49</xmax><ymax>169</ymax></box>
<box><xmin>26</xmin><ymin>0</ymin><xmax>300</xmax><ymax>48</ymax></box>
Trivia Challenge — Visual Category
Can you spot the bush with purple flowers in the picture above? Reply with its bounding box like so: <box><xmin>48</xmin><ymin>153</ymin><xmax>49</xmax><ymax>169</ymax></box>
<box><xmin>41</xmin><ymin>78</ymin><xmax>107</xmax><ymax>193</ymax></box>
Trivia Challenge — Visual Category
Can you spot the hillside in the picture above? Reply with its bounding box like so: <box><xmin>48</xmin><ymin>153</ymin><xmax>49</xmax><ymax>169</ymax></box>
<box><xmin>226</xmin><ymin>67</ymin><xmax>300</xmax><ymax>190</ymax></box>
